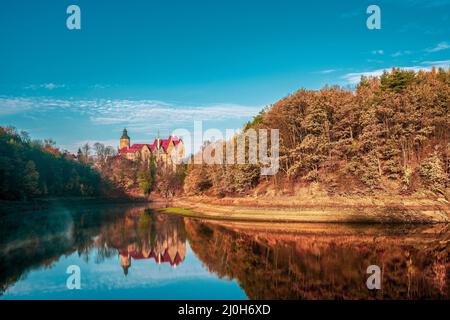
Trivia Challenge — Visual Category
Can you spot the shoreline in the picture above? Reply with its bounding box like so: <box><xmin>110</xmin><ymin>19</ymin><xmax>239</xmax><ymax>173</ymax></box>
<box><xmin>167</xmin><ymin>195</ymin><xmax>450</xmax><ymax>224</ymax></box>
<box><xmin>0</xmin><ymin>197</ymin><xmax>151</xmax><ymax>215</ymax></box>
<box><xmin>2</xmin><ymin>195</ymin><xmax>449</xmax><ymax>224</ymax></box>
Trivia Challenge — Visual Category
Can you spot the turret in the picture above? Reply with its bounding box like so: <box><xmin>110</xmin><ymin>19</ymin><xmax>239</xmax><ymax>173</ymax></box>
<box><xmin>120</xmin><ymin>128</ymin><xmax>130</xmax><ymax>149</ymax></box>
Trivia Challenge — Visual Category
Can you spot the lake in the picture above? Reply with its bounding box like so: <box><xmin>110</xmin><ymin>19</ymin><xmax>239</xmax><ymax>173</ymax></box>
<box><xmin>0</xmin><ymin>203</ymin><xmax>448</xmax><ymax>300</ymax></box>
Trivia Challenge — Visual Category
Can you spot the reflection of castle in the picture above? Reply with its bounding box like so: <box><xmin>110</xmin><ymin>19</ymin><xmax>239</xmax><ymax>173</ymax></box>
<box><xmin>118</xmin><ymin>221</ymin><xmax>186</xmax><ymax>275</ymax></box>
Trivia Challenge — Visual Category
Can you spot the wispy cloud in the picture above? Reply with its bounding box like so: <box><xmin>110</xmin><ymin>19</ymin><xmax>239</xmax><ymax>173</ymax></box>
<box><xmin>421</xmin><ymin>59</ymin><xmax>450</xmax><ymax>66</ymax></box>
<box><xmin>85</xmin><ymin>100</ymin><xmax>261</xmax><ymax>131</ymax></box>
<box><xmin>0</xmin><ymin>97</ymin><xmax>262</xmax><ymax>131</ymax></box>
<box><xmin>0</xmin><ymin>97</ymin><xmax>35</xmax><ymax>115</ymax></box>
<box><xmin>426</xmin><ymin>41</ymin><xmax>450</xmax><ymax>53</ymax></box>
<box><xmin>314</xmin><ymin>69</ymin><xmax>338</xmax><ymax>75</ymax></box>
<box><xmin>24</xmin><ymin>83</ymin><xmax>66</xmax><ymax>90</ymax></box>
<box><xmin>391</xmin><ymin>50</ymin><xmax>412</xmax><ymax>57</ymax></box>
<box><xmin>371</xmin><ymin>50</ymin><xmax>384</xmax><ymax>55</ymax></box>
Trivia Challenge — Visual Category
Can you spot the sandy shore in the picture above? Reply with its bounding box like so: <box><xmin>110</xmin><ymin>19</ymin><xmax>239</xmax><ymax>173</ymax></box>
<box><xmin>167</xmin><ymin>195</ymin><xmax>450</xmax><ymax>224</ymax></box>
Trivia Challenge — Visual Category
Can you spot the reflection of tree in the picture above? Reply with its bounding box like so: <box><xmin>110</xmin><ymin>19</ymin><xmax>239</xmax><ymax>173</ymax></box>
<box><xmin>0</xmin><ymin>205</ymin><xmax>186</xmax><ymax>294</ymax></box>
<box><xmin>186</xmin><ymin>220</ymin><xmax>449</xmax><ymax>300</ymax></box>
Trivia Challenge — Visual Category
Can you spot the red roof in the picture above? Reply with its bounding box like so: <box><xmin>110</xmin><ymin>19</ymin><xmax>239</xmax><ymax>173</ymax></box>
<box><xmin>161</xmin><ymin>249</ymin><xmax>171</xmax><ymax>263</ymax></box>
<box><xmin>173</xmin><ymin>252</ymin><xmax>183</xmax><ymax>266</ymax></box>
<box><xmin>119</xmin><ymin>248</ymin><xmax>184</xmax><ymax>266</ymax></box>
<box><xmin>119</xmin><ymin>147</ymin><xmax>132</xmax><ymax>154</ymax></box>
<box><xmin>119</xmin><ymin>136</ymin><xmax>181</xmax><ymax>154</ymax></box>
<box><xmin>153</xmin><ymin>136</ymin><xmax>182</xmax><ymax>152</ymax></box>
<box><xmin>130</xmin><ymin>144</ymin><xmax>152</xmax><ymax>150</ymax></box>
<box><xmin>149</xmin><ymin>141</ymin><xmax>157</xmax><ymax>152</ymax></box>
<box><xmin>119</xmin><ymin>144</ymin><xmax>153</xmax><ymax>154</ymax></box>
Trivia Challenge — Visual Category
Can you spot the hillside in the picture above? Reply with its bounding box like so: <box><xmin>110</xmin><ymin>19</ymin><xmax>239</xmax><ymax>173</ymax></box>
<box><xmin>184</xmin><ymin>68</ymin><xmax>450</xmax><ymax>203</ymax></box>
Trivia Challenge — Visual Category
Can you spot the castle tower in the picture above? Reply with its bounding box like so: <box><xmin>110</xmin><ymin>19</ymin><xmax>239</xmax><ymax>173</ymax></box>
<box><xmin>120</xmin><ymin>254</ymin><xmax>131</xmax><ymax>276</ymax></box>
<box><xmin>120</xmin><ymin>128</ymin><xmax>130</xmax><ymax>149</ymax></box>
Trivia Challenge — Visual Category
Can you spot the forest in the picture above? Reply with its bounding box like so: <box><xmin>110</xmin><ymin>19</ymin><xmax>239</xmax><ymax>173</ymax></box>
<box><xmin>0</xmin><ymin>127</ymin><xmax>112</xmax><ymax>201</ymax></box>
<box><xmin>184</xmin><ymin>68</ymin><xmax>450</xmax><ymax>199</ymax></box>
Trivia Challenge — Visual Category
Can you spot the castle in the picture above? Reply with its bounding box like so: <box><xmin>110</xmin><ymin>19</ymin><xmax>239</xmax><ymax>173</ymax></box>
<box><xmin>118</xmin><ymin>128</ymin><xmax>185</xmax><ymax>168</ymax></box>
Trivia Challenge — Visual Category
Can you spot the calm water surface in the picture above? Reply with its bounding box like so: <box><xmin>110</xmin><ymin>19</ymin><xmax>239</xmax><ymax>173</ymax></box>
<box><xmin>0</xmin><ymin>203</ymin><xmax>448</xmax><ymax>300</ymax></box>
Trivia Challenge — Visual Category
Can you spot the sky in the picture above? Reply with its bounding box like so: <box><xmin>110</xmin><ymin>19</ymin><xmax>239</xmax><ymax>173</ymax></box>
<box><xmin>0</xmin><ymin>0</ymin><xmax>449</xmax><ymax>153</ymax></box>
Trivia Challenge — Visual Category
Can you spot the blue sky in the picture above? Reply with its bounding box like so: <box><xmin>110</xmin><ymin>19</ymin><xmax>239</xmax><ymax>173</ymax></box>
<box><xmin>0</xmin><ymin>0</ymin><xmax>449</xmax><ymax>152</ymax></box>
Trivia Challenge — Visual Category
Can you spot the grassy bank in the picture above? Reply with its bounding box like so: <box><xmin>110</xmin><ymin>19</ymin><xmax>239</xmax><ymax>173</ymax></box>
<box><xmin>164</xmin><ymin>195</ymin><xmax>450</xmax><ymax>224</ymax></box>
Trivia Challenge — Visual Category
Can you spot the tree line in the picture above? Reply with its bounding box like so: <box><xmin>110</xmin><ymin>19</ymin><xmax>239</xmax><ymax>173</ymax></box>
<box><xmin>0</xmin><ymin>127</ymin><xmax>107</xmax><ymax>200</ymax></box>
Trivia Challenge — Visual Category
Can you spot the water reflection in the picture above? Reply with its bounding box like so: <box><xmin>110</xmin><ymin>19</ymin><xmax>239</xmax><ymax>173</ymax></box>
<box><xmin>0</xmin><ymin>203</ymin><xmax>448</xmax><ymax>299</ymax></box>
<box><xmin>186</xmin><ymin>220</ymin><xmax>449</xmax><ymax>300</ymax></box>
<box><xmin>0</xmin><ymin>204</ymin><xmax>187</xmax><ymax>295</ymax></box>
